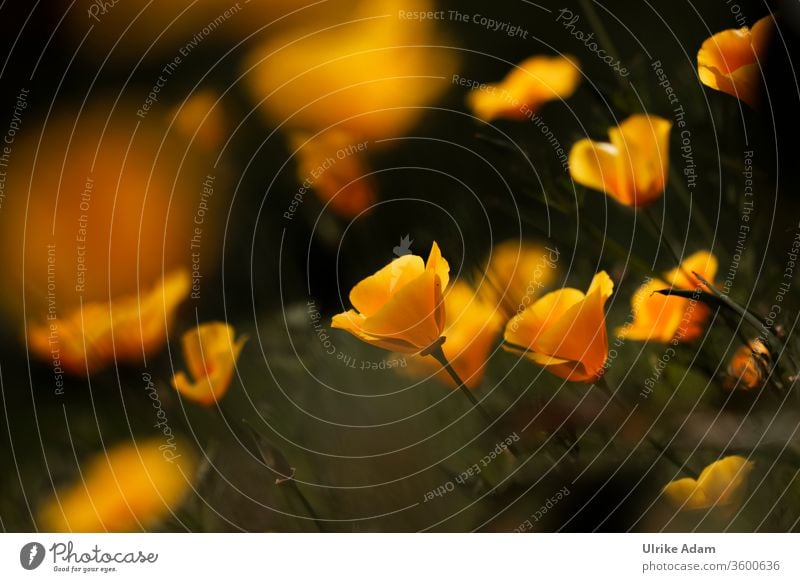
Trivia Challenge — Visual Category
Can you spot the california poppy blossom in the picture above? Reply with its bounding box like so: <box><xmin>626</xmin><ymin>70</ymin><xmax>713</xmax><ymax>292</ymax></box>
<box><xmin>503</xmin><ymin>271</ymin><xmax>614</xmax><ymax>383</ymax></box>
<box><xmin>289</xmin><ymin>129</ymin><xmax>376</xmax><ymax>219</ymax></box>
<box><xmin>172</xmin><ymin>323</ymin><xmax>248</xmax><ymax>406</ymax></box>
<box><xmin>403</xmin><ymin>281</ymin><xmax>502</xmax><ymax>389</ymax></box>
<box><xmin>28</xmin><ymin>270</ymin><xmax>190</xmax><ymax>375</ymax></box>
<box><xmin>242</xmin><ymin>0</ymin><xmax>458</xmax><ymax>141</ymax></box>
<box><xmin>618</xmin><ymin>251</ymin><xmax>717</xmax><ymax>343</ymax></box>
<box><xmin>38</xmin><ymin>439</ymin><xmax>195</xmax><ymax>532</ymax></box>
<box><xmin>724</xmin><ymin>339</ymin><xmax>771</xmax><ymax>391</ymax></box>
<box><xmin>479</xmin><ymin>240</ymin><xmax>560</xmax><ymax>321</ymax></box>
<box><xmin>568</xmin><ymin>114</ymin><xmax>672</xmax><ymax>207</ymax></box>
<box><xmin>332</xmin><ymin>241</ymin><xmax>450</xmax><ymax>354</ymax></box>
<box><xmin>697</xmin><ymin>15</ymin><xmax>774</xmax><ymax>109</ymax></box>
<box><xmin>466</xmin><ymin>55</ymin><xmax>581</xmax><ymax>122</ymax></box>
<box><xmin>662</xmin><ymin>455</ymin><xmax>754</xmax><ymax>511</ymax></box>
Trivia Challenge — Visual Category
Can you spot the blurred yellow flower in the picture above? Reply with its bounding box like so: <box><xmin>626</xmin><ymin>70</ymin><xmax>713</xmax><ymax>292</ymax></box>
<box><xmin>171</xmin><ymin>90</ymin><xmax>226</xmax><ymax>151</ymax></box>
<box><xmin>403</xmin><ymin>281</ymin><xmax>502</xmax><ymax>389</ymax></box>
<box><xmin>724</xmin><ymin>339</ymin><xmax>771</xmax><ymax>391</ymax></box>
<box><xmin>663</xmin><ymin>455</ymin><xmax>754</xmax><ymax>511</ymax></box>
<box><xmin>618</xmin><ymin>251</ymin><xmax>717</xmax><ymax>343</ymax></box>
<box><xmin>504</xmin><ymin>271</ymin><xmax>613</xmax><ymax>383</ymax></box>
<box><xmin>28</xmin><ymin>270</ymin><xmax>190</xmax><ymax>375</ymax></box>
<box><xmin>242</xmin><ymin>0</ymin><xmax>458</xmax><ymax>141</ymax></box>
<box><xmin>172</xmin><ymin>322</ymin><xmax>248</xmax><ymax>406</ymax></box>
<box><xmin>467</xmin><ymin>55</ymin><xmax>581</xmax><ymax>121</ymax></box>
<box><xmin>289</xmin><ymin>129</ymin><xmax>376</xmax><ymax>219</ymax></box>
<box><xmin>39</xmin><ymin>438</ymin><xmax>196</xmax><ymax>532</ymax></box>
<box><xmin>332</xmin><ymin>241</ymin><xmax>450</xmax><ymax>353</ymax></box>
<box><xmin>697</xmin><ymin>15</ymin><xmax>773</xmax><ymax>109</ymax></box>
<box><xmin>479</xmin><ymin>240</ymin><xmax>560</xmax><ymax>321</ymax></box>
<box><xmin>569</xmin><ymin>114</ymin><xmax>672</xmax><ymax>207</ymax></box>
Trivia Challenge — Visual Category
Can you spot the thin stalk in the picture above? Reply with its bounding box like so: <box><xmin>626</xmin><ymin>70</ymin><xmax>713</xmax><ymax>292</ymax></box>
<box><xmin>595</xmin><ymin>376</ymin><xmax>699</xmax><ymax>479</ymax></box>
<box><xmin>423</xmin><ymin>339</ymin><xmax>519</xmax><ymax>459</ymax></box>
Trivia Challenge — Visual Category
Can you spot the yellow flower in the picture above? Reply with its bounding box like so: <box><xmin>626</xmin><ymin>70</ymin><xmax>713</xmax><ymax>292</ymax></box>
<box><xmin>171</xmin><ymin>89</ymin><xmax>226</xmax><ymax>151</ymax></box>
<box><xmin>332</xmin><ymin>241</ymin><xmax>450</xmax><ymax>353</ymax></box>
<box><xmin>289</xmin><ymin>129</ymin><xmax>376</xmax><ymax>219</ymax></box>
<box><xmin>479</xmin><ymin>240</ymin><xmax>560</xmax><ymax>321</ymax></box>
<box><xmin>38</xmin><ymin>439</ymin><xmax>196</xmax><ymax>532</ymax></box>
<box><xmin>697</xmin><ymin>15</ymin><xmax>774</xmax><ymax>109</ymax></box>
<box><xmin>663</xmin><ymin>455</ymin><xmax>754</xmax><ymax>511</ymax></box>
<box><xmin>466</xmin><ymin>55</ymin><xmax>581</xmax><ymax>121</ymax></box>
<box><xmin>569</xmin><ymin>114</ymin><xmax>672</xmax><ymax>207</ymax></box>
<box><xmin>403</xmin><ymin>281</ymin><xmax>502</xmax><ymax>389</ymax></box>
<box><xmin>618</xmin><ymin>251</ymin><xmax>717</xmax><ymax>343</ymax></box>
<box><xmin>172</xmin><ymin>322</ymin><xmax>248</xmax><ymax>406</ymax></box>
<box><xmin>28</xmin><ymin>270</ymin><xmax>190</xmax><ymax>375</ymax></box>
<box><xmin>724</xmin><ymin>339</ymin><xmax>771</xmax><ymax>391</ymax></box>
<box><xmin>504</xmin><ymin>271</ymin><xmax>613</xmax><ymax>383</ymax></box>
<box><xmin>242</xmin><ymin>0</ymin><xmax>458</xmax><ymax>141</ymax></box>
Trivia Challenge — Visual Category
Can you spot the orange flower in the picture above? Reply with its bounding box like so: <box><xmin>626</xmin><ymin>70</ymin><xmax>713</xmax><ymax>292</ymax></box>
<box><xmin>38</xmin><ymin>438</ymin><xmax>195</xmax><ymax>532</ymax></box>
<box><xmin>242</xmin><ymin>0</ymin><xmax>458</xmax><ymax>141</ymax></box>
<box><xmin>403</xmin><ymin>281</ymin><xmax>502</xmax><ymax>389</ymax></box>
<box><xmin>332</xmin><ymin>241</ymin><xmax>450</xmax><ymax>353</ymax></box>
<box><xmin>28</xmin><ymin>270</ymin><xmax>190</xmax><ymax>375</ymax></box>
<box><xmin>172</xmin><ymin>323</ymin><xmax>248</xmax><ymax>406</ymax></box>
<box><xmin>504</xmin><ymin>271</ymin><xmax>613</xmax><ymax>383</ymax></box>
<box><xmin>697</xmin><ymin>15</ymin><xmax>774</xmax><ymax>109</ymax></box>
<box><xmin>568</xmin><ymin>114</ymin><xmax>672</xmax><ymax>207</ymax></box>
<box><xmin>618</xmin><ymin>251</ymin><xmax>717</xmax><ymax>343</ymax></box>
<box><xmin>479</xmin><ymin>240</ymin><xmax>560</xmax><ymax>321</ymax></box>
<box><xmin>171</xmin><ymin>89</ymin><xmax>226</xmax><ymax>150</ymax></box>
<box><xmin>466</xmin><ymin>55</ymin><xmax>581</xmax><ymax>121</ymax></box>
<box><xmin>724</xmin><ymin>339</ymin><xmax>770</xmax><ymax>391</ymax></box>
<box><xmin>289</xmin><ymin>129</ymin><xmax>376</xmax><ymax>219</ymax></box>
<box><xmin>662</xmin><ymin>455</ymin><xmax>754</xmax><ymax>511</ymax></box>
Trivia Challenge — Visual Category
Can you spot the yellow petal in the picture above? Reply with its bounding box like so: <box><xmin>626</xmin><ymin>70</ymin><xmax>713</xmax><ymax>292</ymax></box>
<box><xmin>38</xmin><ymin>439</ymin><xmax>195</xmax><ymax>532</ymax></box>
<box><xmin>172</xmin><ymin>323</ymin><xmax>247</xmax><ymax>406</ymax></box>
<box><xmin>568</xmin><ymin>140</ymin><xmax>627</xmax><ymax>203</ymax></box>
<box><xmin>570</xmin><ymin>114</ymin><xmax>671</xmax><ymax>207</ymax></box>
<box><xmin>609</xmin><ymin>114</ymin><xmax>672</xmax><ymax>207</ymax></box>
<box><xmin>664</xmin><ymin>250</ymin><xmax>718</xmax><ymax>289</ymax></box>
<box><xmin>663</xmin><ymin>455</ymin><xmax>754</xmax><ymax>511</ymax></box>
<box><xmin>467</xmin><ymin>55</ymin><xmax>581</xmax><ymax>121</ymax></box>
<box><xmin>697</xmin><ymin>16</ymin><xmax>773</xmax><ymax>109</ymax></box>
<box><xmin>331</xmin><ymin>310</ymin><xmax>421</xmax><ymax>352</ymax></box>
<box><xmin>349</xmin><ymin>255</ymin><xmax>425</xmax><ymax>318</ymax></box>
<box><xmin>663</xmin><ymin>477</ymin><xmax>708</xmax><ymax>510</ymax></box>
<box><xmin>360</xmin><ymin>269</ymin><xmax>444</xmax><ymax>352</ymax></box>
<box><xmin>480</xmin><ymin>240</ymin><xmax>559</xmax><ymax>319</ymax></box>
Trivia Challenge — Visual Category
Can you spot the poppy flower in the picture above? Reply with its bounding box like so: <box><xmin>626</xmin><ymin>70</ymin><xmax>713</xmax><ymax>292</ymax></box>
<box><xmin>466</xmin><ymin>55</ymin><xmax>581</xmax><ymax>121</ymax></box>
<box><xmin>403</xmin><ymin>281</ymin><xmax>502</xmax><ymax>389</ymax></box>
<box><xmin>503</xmin><ymin>271</ymin><xmax>614</xmax><ymax>383</ymax></box>
<box><xmin>242</xmin><ymin>0</ymin><xmax>458</xmax><ymax>141</ymax></box>
<box><xmin>724</xmin><ymin>339</ymin><xmax>771</xmax><ymax>391</ymax></box>
<box><xmin>172</xmin><ymin>323</ymin><xmax>248</xmax><ymax>406</ymax></box>
<box><xmin>697</xmin><ymin>15</ymin><xmax>774</xmax><ymax>109</ymax></box>
<box><xmin>662</xmin><ymin>455</ymin><xmax>754</xmax><ymax>511</ymax></box>
<box><xmin>332</xmin><ymin>241</ymin><xmax>450</xmax><ymax>353</ymax></box>
<box><xmin>568</xmin><ymin>114</ymin><xmax>672</xmax><ymax>207</ymax></box>
<box><xmin>289</xmin><ymin>129</ymin><xmax>376</xmax><ymax>219</ymax></box>
<box><xmin>28</xmin><ymin>270</ymin><xmax>190</xmax><ymax>375</ymax></box>
<box><xmin>38</xmin><ymin>438</ymin><xmax>196</xmax><ymax>532</ymax></box>
<box><xmin>618</xmin><ymin>251</ymin><xmax>717</xmax><ymax>343</ymax></box>
<box><xmin>479</xmin><ymin>240</ymin><xmax>560</xmax><ymax>321</ymax></box>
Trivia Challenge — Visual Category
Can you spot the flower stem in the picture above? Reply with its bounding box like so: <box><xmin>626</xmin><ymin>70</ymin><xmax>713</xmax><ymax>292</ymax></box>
<box><xmin>595</xmin><ymin>375</ymin><xmax>698</xmax><ymax>479</ymax></box>
<box><xmin>423</xmin><ymin>339</ymin><xmax>519</xmax><ymax>459</ymax></box>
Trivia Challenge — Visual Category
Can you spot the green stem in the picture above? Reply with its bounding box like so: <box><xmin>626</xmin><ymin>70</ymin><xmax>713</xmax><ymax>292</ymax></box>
<box><xmin>595</xmin><ymin>376</ymin><xmax>699</xmax><ymax>479</ymax></box>
<box><xmin>424</xmin><ymin>338</ymin><xmax>519</xmax><ymax>459</ymax></box>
